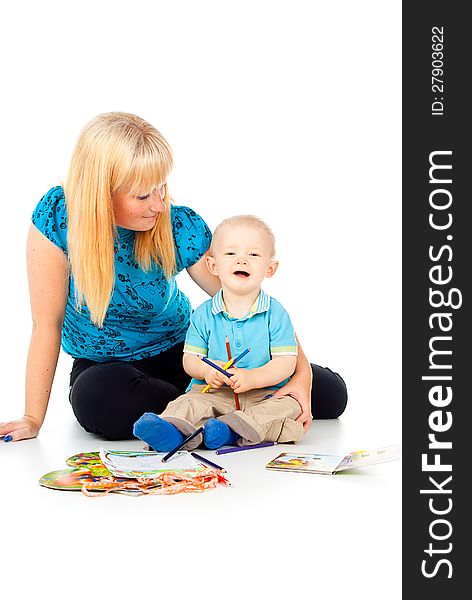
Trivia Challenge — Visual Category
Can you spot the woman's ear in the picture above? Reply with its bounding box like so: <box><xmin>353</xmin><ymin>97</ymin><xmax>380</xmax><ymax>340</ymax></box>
<box><xmin>265</xmin><ymin>260</ymin><xmax>279</xmax><ymax>278</ymax></box>
<box><xmin>206</xmin><ymin>255</ymin><xmax>218</xmax><ymax>275</ymax></box>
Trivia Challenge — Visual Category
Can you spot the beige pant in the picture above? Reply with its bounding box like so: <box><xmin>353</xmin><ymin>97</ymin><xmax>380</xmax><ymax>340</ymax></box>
<box><xmin>161</xmin><ymin>384</ymin><xmax>304</xmax><ymax>450</ymax></box>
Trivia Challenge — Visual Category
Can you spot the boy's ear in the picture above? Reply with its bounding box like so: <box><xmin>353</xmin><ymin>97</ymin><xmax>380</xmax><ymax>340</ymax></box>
<box><xmin>206</xmin><ymin>255</ymin><xmax>218</xmax><ymax>275</ymax></box>
<box><xmin>265</xmin><ymin>260</ymin><xmax>279</xmax><ymax>278</ymax></box>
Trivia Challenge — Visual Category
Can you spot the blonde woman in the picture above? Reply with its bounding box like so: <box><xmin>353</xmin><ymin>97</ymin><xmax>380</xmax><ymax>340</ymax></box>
<box><xmin>0</xmin><ymin>112</ymin><xmax>346</xmax><ymax>443</ymax></box>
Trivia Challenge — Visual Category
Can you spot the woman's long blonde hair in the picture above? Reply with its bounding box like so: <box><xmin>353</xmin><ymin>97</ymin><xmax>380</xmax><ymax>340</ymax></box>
<box><xmin>64</xmin><ymin>112</ymin><xmax>175</xmax><ymax>327</ymax></box>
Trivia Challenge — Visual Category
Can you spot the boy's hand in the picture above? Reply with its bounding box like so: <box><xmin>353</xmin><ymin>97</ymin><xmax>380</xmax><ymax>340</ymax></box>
<box><xmin>226</xmin><ymin>367</ymin><xmax>256</xmax><ymax>394</ymax></box>
<box><xmin>204</xmin><ymin>361</ymin><xmax>233</xmax><ymax>390</ymax></box>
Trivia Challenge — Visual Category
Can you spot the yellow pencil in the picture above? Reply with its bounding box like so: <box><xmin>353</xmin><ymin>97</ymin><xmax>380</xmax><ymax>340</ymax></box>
<box><xmin>201</xmin><ymin>356</ymin><xmax>236</xmax><ymax>393</ymax></box>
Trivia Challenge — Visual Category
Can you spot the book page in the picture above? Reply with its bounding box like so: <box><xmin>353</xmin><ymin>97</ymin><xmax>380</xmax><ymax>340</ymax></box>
<box><xmin>266</xmin><ymin>452</ymin><xmax>344</xmax><ymax>474</ymax></box>
<box><xmin>336</xmin><ymin>445</ymin><xmax>401</xmax><ymax>471</ymax></box>
<box><xmin>99</xmin><ymin>449</ymin><xmax>204</xmax><ymax>478</ymax></box>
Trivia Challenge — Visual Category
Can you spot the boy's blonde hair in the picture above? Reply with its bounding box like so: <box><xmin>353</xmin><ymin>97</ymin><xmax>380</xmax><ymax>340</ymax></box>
<box><xmin>210</xmin><ymin>215</ymin><xmax>276</xmax><ymax>258</ymax></box>
<box><xmin>64</xmin><ymin>112</ymin><xmax>175</xmax><ymax>327</ymax></box>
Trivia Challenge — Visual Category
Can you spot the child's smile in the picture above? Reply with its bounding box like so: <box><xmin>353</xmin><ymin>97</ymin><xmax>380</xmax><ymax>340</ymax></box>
<box><xmin>233</xmin><ymin>269</ymin><xmax>250</xmax><ymax>278</ymax></box>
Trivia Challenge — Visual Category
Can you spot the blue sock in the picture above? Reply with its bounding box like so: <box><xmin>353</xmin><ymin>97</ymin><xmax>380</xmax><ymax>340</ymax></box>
<box><xmin>133</xmin><ymin>413</ymin><xmax>184</xmax><ymax>452</ymax></box>
<box><xmin>204</xmin><ymin>419</ymin><xmax>239</xmax><ymax>449</ymax></box>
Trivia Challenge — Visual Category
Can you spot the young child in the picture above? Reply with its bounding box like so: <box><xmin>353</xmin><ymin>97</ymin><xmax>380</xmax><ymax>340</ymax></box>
<box><xmin>133</xmin><ymin>215</ymin><xmax>306</xmax><ymax>451</ymax></box>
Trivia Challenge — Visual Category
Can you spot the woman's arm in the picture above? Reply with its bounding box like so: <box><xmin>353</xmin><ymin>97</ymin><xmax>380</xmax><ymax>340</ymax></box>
<box><xmin>0</xmin><ymin>225</ymin><xmax>68</xmax><ymax>442</ymax></box>
<box><xmin>276</xmin><ymin>335</ymin><xmax>313</xmax><ymax>431</ymax></box>
<box><xmin>186</xmin><ymin>250</ymin><xmax>220</xmax><ymax>296</ymax></box>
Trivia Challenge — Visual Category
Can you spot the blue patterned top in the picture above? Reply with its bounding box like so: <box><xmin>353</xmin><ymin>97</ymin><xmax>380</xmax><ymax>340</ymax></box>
<box><xmin>31</xmin><ymin>186</ymin><xmax>211</xmax><ymax>361</ymax></box>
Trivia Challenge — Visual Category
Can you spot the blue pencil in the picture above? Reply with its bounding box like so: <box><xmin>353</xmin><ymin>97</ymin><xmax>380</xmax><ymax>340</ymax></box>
<box><xmin>201</xmin><ymin>347</ymin><xmax>251</xmax><ymax>378</ymax></box>
<box><xmin>201</xmin><ymin>347</ymin><xmax>251</xmax><ymax>394</ymax></box>
<box><xmin>162</xmin><ymin>427</ymin><xmax>204</xmax><ymax>462</ymax></box>
<box><xmin>191</xmin><ymin>452</ymin><xmax>226</xmax><ymax>471</ymax></box>
<box><xmin>231</xmin><ymin>347</ymin><xmax>251</xmax><ymax>366</ymax></box>
<box><xmin>201</xmin><ymin>357</ymin><xmax>232</xmax><ymax>378</ymax></box>
<box><xmin>216</xmin><ymin>441</ymin><xmax>277</xmax><ymax>455</ymax></box>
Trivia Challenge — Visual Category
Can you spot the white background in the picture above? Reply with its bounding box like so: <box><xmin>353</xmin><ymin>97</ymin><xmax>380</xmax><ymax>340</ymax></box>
<box><xmin>0</xmin><ymin>1</ymin><xmax>401</xmax><ymax>598</ymax></box>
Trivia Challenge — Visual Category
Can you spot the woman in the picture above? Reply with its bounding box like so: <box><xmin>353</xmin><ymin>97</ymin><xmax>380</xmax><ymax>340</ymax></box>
<box><xmin>0</xmin><ymin>112</ymin><xmax>347</xmax><ymax>442</ymax></box>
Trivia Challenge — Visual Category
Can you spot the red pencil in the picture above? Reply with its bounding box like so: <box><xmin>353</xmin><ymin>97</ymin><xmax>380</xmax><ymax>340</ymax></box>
<box><xmin>225</xmin><ymin>336</ymin><xmax>240</xmax><ymax>410</ymax></box>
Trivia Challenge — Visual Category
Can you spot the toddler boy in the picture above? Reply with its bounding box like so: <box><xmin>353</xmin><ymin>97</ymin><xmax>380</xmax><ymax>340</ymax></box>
<box><xmin>133</xmin><ymin>215</ymin><xmax>306</xmax><ymax>450</ymax></box>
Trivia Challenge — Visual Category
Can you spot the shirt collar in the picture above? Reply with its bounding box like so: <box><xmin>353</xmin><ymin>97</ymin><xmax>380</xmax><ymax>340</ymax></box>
<box><xmin>211</xmin><ymin>289</ymin><xmax>271</xmax><ymax>318</ymax></box>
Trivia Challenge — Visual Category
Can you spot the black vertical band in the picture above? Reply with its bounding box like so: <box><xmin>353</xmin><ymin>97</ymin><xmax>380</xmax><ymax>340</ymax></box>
<box><xmin>403</xmin><ymin>2</ymin><xmax>469</xmax><ymax>594</ymax></box>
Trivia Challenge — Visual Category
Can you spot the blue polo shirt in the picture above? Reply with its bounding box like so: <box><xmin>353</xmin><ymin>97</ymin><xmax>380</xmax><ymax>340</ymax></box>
<box><xmin>184</xmin><ymin>289</ymin><xmax>298</xmax><ymax>390</ymax></box>
<box><xmin>31</xmin><ymin>186</ymin><xmax>211</xmax><ymax>361</ymax></box>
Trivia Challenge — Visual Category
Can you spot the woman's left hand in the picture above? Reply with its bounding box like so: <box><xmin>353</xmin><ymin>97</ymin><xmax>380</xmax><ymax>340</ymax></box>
<box><xmin>277</xmin><ymin>380</ymin><xmax>313</xmax><ymax>432</ymax></box>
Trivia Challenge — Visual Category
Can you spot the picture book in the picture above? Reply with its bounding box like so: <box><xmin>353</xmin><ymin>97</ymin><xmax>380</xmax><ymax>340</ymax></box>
<box><xmin>266</xmin><ymin>444</ymin><xmax>401</xmax><ymax>475</ymax></box>
<box><xmin>98</xmin><ymin>448</ymin><xmax>204</xmax><ymax>479</ymax></box>
<box><xmin>39</xmin><ymin>451</ymin><xmax>229</xmax><ymax>496</ymax></box>
<box><xmin>39</xmin><ymin>451</ymin><xmax>152</xmax><ymax>495</ymax></box>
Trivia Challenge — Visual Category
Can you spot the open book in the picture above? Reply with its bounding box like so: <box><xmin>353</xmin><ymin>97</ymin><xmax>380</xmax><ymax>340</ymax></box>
<box><xmin>99</xmin><ymin>448</ymin><xmax>204</xmax><ymax>479</ymax></box>
<box><xmin>266</xmin><ymin>444</ymin><xmax>401</xmax><ymax>475</ymax></box>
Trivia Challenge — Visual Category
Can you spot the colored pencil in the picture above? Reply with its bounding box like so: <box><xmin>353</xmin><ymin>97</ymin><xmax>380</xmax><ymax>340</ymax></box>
<box><xmin>201</xmin><ymin>357</ymin><xmax>235</xmax><ymax>393</ymax></box>
<box><xmin>233</xmin><ymin>388</ymin><xmax>241</xmax><ymax>410</ymax></box>
<box><xmin>215</xmin><ymin>441</ymin><xmax>277</xmax><ymax>455</ymax></box>
<box><xmin>201</xmin><ymin>347</ymin><xmax>251</xmax><ymax>393</ymax></box>
<box><xmin>225</xmin><ymin>336</ymin><xmax>232</xmax><ymax>362</ymax></box>
<box><xmin>225</xmin><ymin>336</ymin><xmax>241</xmax><ymax>410</ymax></box>
<box><xmin>162</xmin><ymin>426</ymin><xmax>204</xmax><ymax>462</ymax></box>
<box><xmin>231</xmin><ymin>347</ymin><xmax>251</xmax><ymax>365</ymax></box>
<box><xmin>191</xmin><ymin>452</ymin><xmax>226</xmax><ymax>471</ymax></box>
<box><xmin>201</xmin><ymin>357</ymin><xmax>233</xmax><ymax>377</ymax></box>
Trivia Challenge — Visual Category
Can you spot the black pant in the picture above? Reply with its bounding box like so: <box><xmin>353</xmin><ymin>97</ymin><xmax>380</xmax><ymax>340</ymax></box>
<box><xmin>69</xmin><ymin>342</ymin><xmax>348</xmax><ymax>440</ymax></box>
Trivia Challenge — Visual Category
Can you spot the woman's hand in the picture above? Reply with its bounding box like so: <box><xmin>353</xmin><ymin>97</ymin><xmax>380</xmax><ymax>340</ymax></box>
<box><xmin>277</xmin><ymin>379</ymin><xmax>313</xmax><ymax>432</ymax></box>
<box><xmin>277</xmin><ymin>335</ymin><xmax>313</xmax><ymax>431</ymax></box>
<box><xmin>0</xmin><ymin>416</ymin><xmax>41</xmax><ymax>442</ymax></box>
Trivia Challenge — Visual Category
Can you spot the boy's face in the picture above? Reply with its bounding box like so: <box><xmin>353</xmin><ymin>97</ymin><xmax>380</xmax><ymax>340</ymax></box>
<box><xmin>206</xmin><ymin>224</ymin><xmax>278</xmax><ymax>294</ymax></box>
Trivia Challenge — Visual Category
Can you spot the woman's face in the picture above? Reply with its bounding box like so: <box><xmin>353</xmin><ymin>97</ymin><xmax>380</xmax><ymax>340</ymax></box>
<box><xmin>113</xmin><ymin>183</ymin><xmax>166</xmax><ymax>231</ymax></box>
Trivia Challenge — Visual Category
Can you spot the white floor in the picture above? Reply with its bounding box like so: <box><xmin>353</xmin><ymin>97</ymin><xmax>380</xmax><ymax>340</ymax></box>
<box><xmin>1</xmin><ymin>360</ymin><xmax>401</xmax><ymax>600</ymax></box>
<box><xmin>0</xmin><ymin>2</ymin><xmax>402</xmax><ymax>596</ymax></box>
